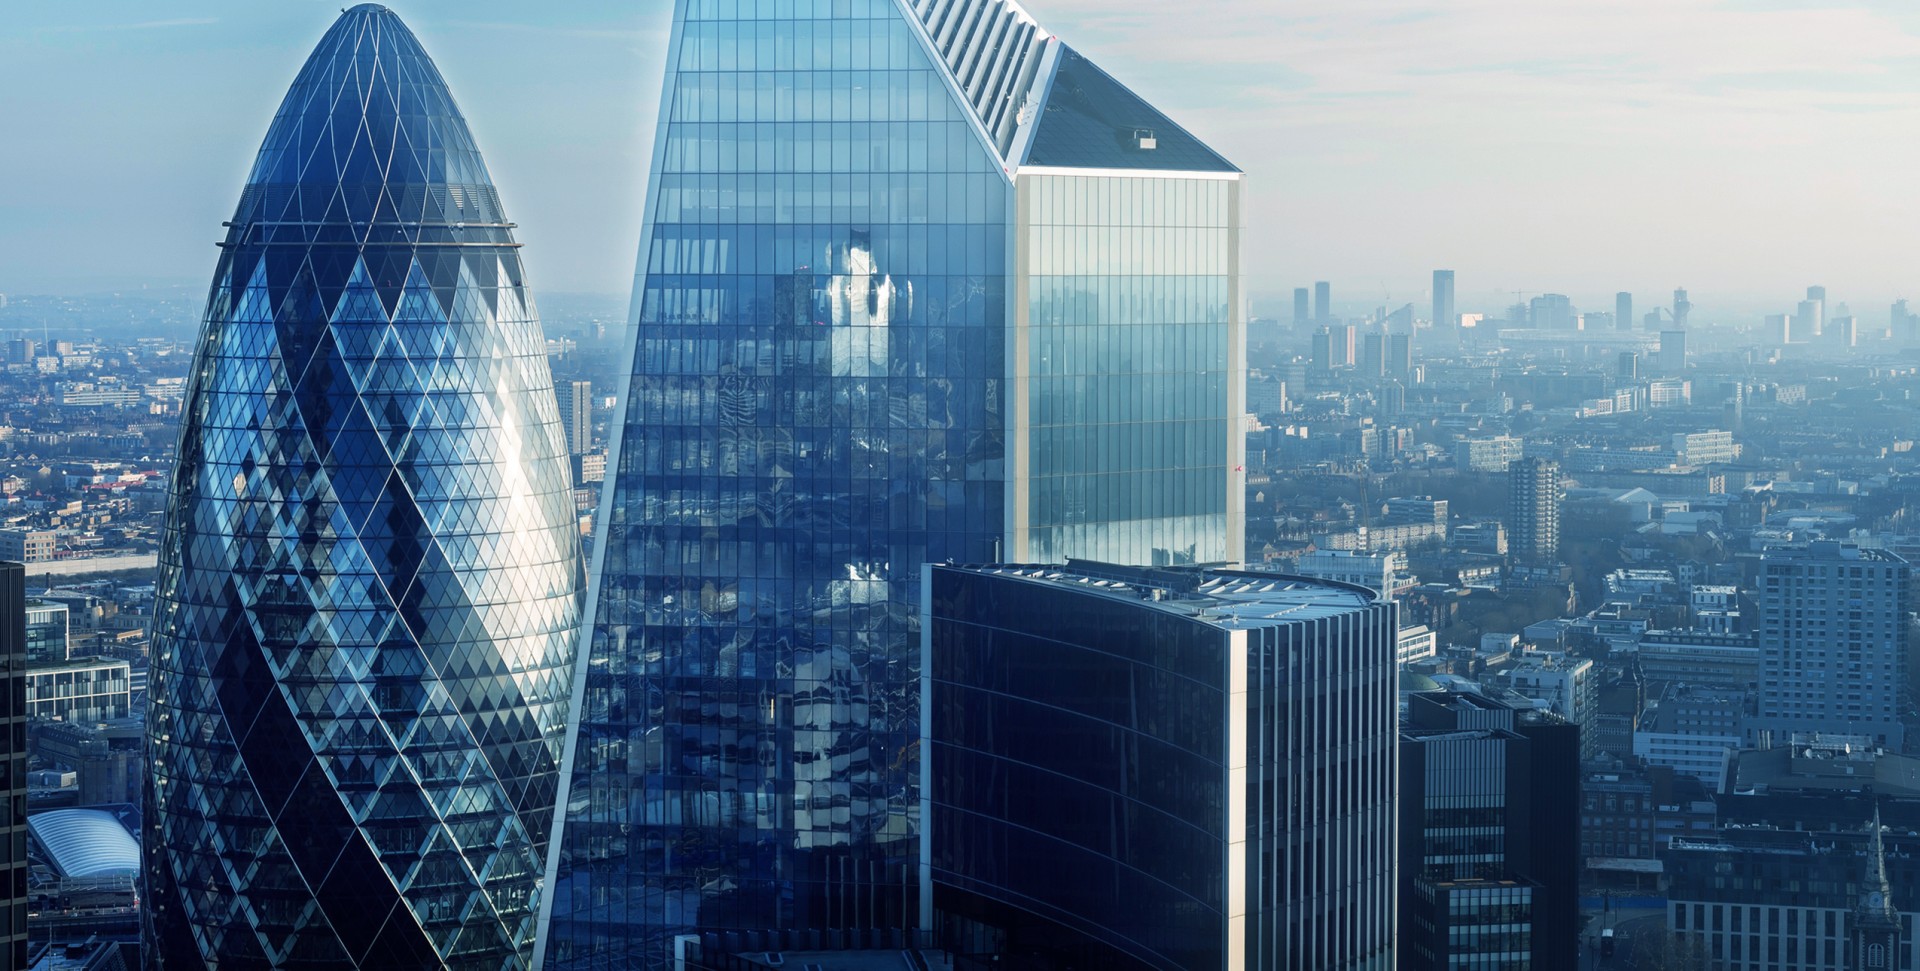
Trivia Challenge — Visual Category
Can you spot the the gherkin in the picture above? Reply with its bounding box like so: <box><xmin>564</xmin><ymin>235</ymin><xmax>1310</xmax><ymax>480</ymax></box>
<box><xmin>143</xmin><ymin>6</ymin><xmax>582</xmax><ymax>968</ymax></box>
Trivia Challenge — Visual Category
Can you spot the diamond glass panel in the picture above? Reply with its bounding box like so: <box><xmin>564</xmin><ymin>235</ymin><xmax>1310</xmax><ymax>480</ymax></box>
<box><xmin>143</xmin><ymin>7</ymin><xmax>583</xmax><ymax>969</ymax></box>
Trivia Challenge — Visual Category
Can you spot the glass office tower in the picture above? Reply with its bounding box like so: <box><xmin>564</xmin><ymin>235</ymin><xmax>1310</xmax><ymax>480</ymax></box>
<box><xmin>144</xmin><ymin>6</ymin><xmax>582</xmax><ymax>968</ymax></box>
<box><xmin>544</xmin><ymin>1</ymin><xmax>1242</xmax><ymax>966</ymax></box>
<box><xmin>924</xmin><ymin>564</ymin><xmax>1399</xmax><ymax>970</ymax></box>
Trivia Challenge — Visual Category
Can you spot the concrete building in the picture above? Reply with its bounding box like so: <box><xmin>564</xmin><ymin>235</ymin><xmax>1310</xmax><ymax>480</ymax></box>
<box><xmin>1294</xmin><ymin>548</ymin><xmax>1403</xmax><ymax>595</ymax></box>
<box><xmin>1508</xmin><ymin>457</ymin><xmax>1562</xmax><ymax>564</ymax></box>
<box><xmin>1397</xmin><ymin>623</ymin><xmax>1438</xmax><ymax>666</ymax></box>
<box><xmin>0</xmin><ymin>529</ymin><xmax>57</xmax><ymax>564</ymax></box>
<box><xmin>1384</xmin><ymin>496</ymin><xmax>1447</xmax><ymax>527</ymax></box>
<box><xmin>1756</xmin><ymin>542</ymin><xmax>1909</xmax><ymax>750</ymax></box>
<box><xmin>1632</xmin><ymin>683</ymin><xmax>1747</xmax><ymax>791</ymax></box>
<box><xmin>1498</xmin><ymin>652</ymin><xmax>1598</xmax><ymax>760</ymax></box>
<box><xmin>1455</xmin><ymin>435</ymin><xmax>1525</xmax><ymax>473</ymax></box>
<box><xmin>25</xmin><ymin>658</ymin><xmax>129</xmax><ymax>723</ymax></box>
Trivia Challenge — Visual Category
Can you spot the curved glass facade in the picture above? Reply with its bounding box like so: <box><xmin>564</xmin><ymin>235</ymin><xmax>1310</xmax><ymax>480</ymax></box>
<box><xmin>925</xmin><ymin>566</ymin><xmax>1398</xmax><ymax>971</ymax></box>
<box><xmin>546</xmin><ymin>3</ymin><xmax>1242</xmax><ymax>967</ymax></box>
<box><xmin>143</xmin><ymin>6</ymin><xmax>582</xmax><ymax>968</ymax></box>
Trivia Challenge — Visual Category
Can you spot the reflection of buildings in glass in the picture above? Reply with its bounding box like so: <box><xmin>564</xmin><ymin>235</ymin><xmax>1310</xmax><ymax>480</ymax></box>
<box><xmin>923</xmin><ymin>564</ymin><xmax>1398</xmax><ymax>970</ymax></box>
<box><xmin>144</xmin><ymin>6</ymin><xmax>581</xmax><ymax>968</ymax></box>
<box><xmin>545</xmin><ymin>0</ymin><xmax>1245</xmax><ymax>967</ymax></box>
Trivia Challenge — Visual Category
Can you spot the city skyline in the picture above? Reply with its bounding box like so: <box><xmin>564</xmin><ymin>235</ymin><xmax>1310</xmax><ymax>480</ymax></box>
<box><xmin>7</xmin><ymin>1</ymin><xmax>1920</xmax><ymax>310</ymax></box>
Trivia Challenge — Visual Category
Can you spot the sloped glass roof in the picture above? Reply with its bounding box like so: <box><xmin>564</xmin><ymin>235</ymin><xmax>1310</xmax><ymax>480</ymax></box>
<box><xmin>30</xmin><ymin>809</ymin><xmax>139</xmax><ymax>879</ymax></box>
<box><xmin>1025</xmin><ymin>45</ymin><xmax>1238</xmax><ymax>173</ymax></box>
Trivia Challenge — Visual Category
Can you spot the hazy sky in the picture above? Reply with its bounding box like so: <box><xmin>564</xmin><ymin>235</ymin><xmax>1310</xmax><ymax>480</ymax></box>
<box><xmin>5</xmin><ymin>0</ymin><xmax>1920</xmax><ymax>320</ymax></box>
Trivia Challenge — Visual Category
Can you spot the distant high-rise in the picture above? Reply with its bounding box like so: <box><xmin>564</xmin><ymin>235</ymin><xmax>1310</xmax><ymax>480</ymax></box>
<box><xmin>547</xmin><ymin>1</ymin><xmax>1246</xmax><ymax>965</ymax></box>
<box><xmin>1432</xmin><ymin>270</ymin><xmax>1455</xmax><ymax>334</ymax></box>
<box><xmin>1767</xmin><ymin>312</ymin><xmax>1793</xmax><ymax>345</ymax></box>
<box><xmin>928</xmin><ymin>564</ymin><xmax>1398</xmax><ymax>970</ymax></box>
<box><xmin>1294</xmin><ymin>287</ymin><xmax>1311</xmax><ymax>325</ymax></box>
<box><xmin>1528</xmin><ymin>293</ymin><xmax>1575</xmax><ymax>330</ymax></box>
<box><xmin>1757</xmin><ymin>542</ymin><xmax>1909</xmax><ymax>750</ymax></box>
<box><xmin>1388</xmin><ymin>332</ymin><xmax>1412</xmax><ymax>378</ymax></box>
<box><xmin>1312</xmin><ymin>327</ymin><xmax>1333</xmax><ymax>373</ymax></box>
<box><xmin>1617</xmin><ymin>351</ymin><xmax>1639</xmax><ymax>380</ymax></box>
<box><xmin>1673</xmin><ymin>287</ymin><xmax>1691</xmax><ymax>328</ymax></box>
<box><xmin>556</xmin><ymin>379</ymin><xmax>592</xmax><ymax>455</ymax></box>
<box><xmin>143</xmin><ymin>7</ymin><xmax>584</xmax><ymax>967</ymax></box>
<box><xmin>1660</xmin><ymin>328</ymin><xmax>1688</xmax><ymax>374</ymax></box>
<box><xmin>1833</xmin><ymin>314</ymin><xmax>1859</xmax><ymax>347</ymax></box>
<box><xmin>1401</xmin><ymin>691</ymin><xmax>1578</xmax><ymax>971</ymax></box>
<box><xmin>0</xmin><ymin>562</ymin><xmax>25</xmax><ymax>970</ymax></box>
<box><xmin>1315</xmin><ymin>280</ymin><xmax>1332</xmax><ymax>323</ymax></box>
<box><xmin>1799</xmin><ymin>288</ymin><xmax>1826</xmax><ymax>339</ymax></box>
<box><xmin>1361</xmin><ymin>330</ymin><xmax>1386</xmax><ymax>377</ymax></box>
<box><xmin>1895</xmin><ymin>300</ymin><xmax>1919</xmax><ymax>343</ymax></box>
<box><xmin>1508</xmin><ymin>457</ymin><xmax>1561</xmax><ymax>564</ymax></box>
<box><xmin>1616</xmin><ymin>291</ymin><xmax>1633</xmax><ymax>331</ymax></box>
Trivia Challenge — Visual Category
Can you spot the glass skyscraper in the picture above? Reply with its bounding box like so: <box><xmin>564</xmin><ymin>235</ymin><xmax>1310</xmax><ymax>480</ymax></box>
<box><xmin>144</xmin><ymin>6</ymin><xmax>582</xmax><ymax>968</ymax></box>
<box><xmin>544</xmin><ymin>0</ymin><xmax>1242</xmax><ymax>966</ymax></box>
<box><xmin>925</xmin><ymin>564</ymin><xmax>1399</xmax><ymax>970</ymax></box>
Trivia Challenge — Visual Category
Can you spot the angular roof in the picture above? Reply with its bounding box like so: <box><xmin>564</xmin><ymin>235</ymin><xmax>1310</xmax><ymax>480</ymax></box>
<box><xmin>1024</xmin><ymin>46</ymin><xmax>1239</xmax><ymax>172</ymax></box>
<box><xmin>29</xmin><ymin>808</ymin><xmax>139</xmax><ymax>879</ymax></box>
<box><xmin>902</xmin><ymin>1</ymin><xmax>1236</xmax><ymax>174</ymax></box>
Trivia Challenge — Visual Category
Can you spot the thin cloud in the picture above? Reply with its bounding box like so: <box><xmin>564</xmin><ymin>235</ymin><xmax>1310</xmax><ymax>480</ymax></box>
<box><xmin>39</xmin><ymin>18</ymin><xmax>219</xmax><ymax>33</ymax></box>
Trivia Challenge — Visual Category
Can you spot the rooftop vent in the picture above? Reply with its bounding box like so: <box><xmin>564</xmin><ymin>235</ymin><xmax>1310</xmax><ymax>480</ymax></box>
<box><xmin>1132</xmin><ymin>128</ymin><xmax>1157</xmax><ymax>151</ymax></box>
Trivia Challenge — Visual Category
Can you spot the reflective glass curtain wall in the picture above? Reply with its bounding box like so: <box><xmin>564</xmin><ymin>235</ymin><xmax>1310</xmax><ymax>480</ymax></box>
<box><xmin>1016</xmin><ymin>172</ymin><xmax>1237</xmax><ymax>566</ymax></box>
<box><xmin>546</xmin><ymin>2</ymin><xmax>1243</xmax><ymax>967</ymax></box>
<box><xmin>144</xmin><ymin>7</ymin><xmax>583</xmax><ymax>969</ymax></box>
<box><xmin>547</xmin><ymin>2</ymin><xmax>1010</xmax><ymax>966</ymax></box>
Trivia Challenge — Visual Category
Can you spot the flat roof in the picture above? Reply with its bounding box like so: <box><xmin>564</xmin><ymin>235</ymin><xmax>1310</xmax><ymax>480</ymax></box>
<box><xmin>947</xmin><ymin>564</ymin><xmax>1379</xmax><ymax>631</ymax></box>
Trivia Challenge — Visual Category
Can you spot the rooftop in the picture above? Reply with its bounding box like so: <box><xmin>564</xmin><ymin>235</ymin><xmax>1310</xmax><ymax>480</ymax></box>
<box><xmin>28</xmin><ymin>808</ymin><xmax>138</xmax><ymax>879</ymax></box>
<box><xmin>948</xmin><ymin>562</ymin><xmax>1379</xmax><ymax>631</ymax></box>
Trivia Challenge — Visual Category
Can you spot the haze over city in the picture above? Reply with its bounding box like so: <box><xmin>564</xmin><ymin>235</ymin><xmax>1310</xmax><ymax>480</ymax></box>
<box><xmin>6</xmin><ymin>0</ymin><xmax>1920</xmax><ymax>314</ymax></box>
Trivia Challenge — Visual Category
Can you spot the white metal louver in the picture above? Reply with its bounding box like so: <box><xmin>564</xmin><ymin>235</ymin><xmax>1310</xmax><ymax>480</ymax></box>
<box><xmin>905</xmin><ymin>0</ymin><xmax>1053</xmax><ymax>158</ymax></box>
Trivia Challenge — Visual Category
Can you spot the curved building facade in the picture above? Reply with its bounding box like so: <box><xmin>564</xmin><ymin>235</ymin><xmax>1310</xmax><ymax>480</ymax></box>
<box><xmin>925</xmin><ymin>565</ymin><xmax>1399</xmax><ymax>970</ymax></box>
<box><xmin>544</xmin><ymin>0</ymin><xmax>1243</xmax><ymax>966</ymax></box>
<box><xmin>143</xmin><ymin>6</ymin><xmax>582</xmax><ymax>968</ymax></box>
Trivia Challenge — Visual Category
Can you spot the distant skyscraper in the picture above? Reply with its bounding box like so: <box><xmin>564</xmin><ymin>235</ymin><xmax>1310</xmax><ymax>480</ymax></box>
<box><xmin>1800</xmin><ymin>290</ymin><xmax>1826</xmax><ymax>339</ymax></box>
<box><xmin>1401</xmin><ymin>691</ymin><xmax>1578</xmax><ymax>971</ymax></box>
<box><xmin>1757</xmin><ymin>542</ymin><xmax>1909</xmax><ymax>750</ymax></box>
<box><xmin>1433</xmin><ymin>269</ymin><xmax>1455</xmax><ymax>334</ymax></box>
<box><xmin>1767</xmin><ymin>312</ymin><xmax>1793</xmax><ymax>345</ymax></box>
<box><xmin>1528</xmin><ymin>293</ymin><xmax>1575</xmax><ymax>329</ymax></box>
<box><xmin>1312</xmin><ymin>327</ymin><xmax>1333</xmax><ymax>373</ymax></box>
<box><xmin>1617</xmin><ymin>351</ymin><xmax>1639</xmax><ymax>380</ymax></box>
<box><xmin>1361</xmin><ymin>330</ymin><xmax>1386</xmax><ymax>377</ymax></box>
<box><xmin>1388</xmin><ymin>332</ymin><xmax>1412</xmax><ymax>378</ymax></box>
<box><xmin>927</xmin><ymin>564</ymin><xmax>1398</xmax><ymax>970</ymax></box>
<box><xmin>557</xmin><ymin>379</ymin><xmax>592</xmax><ymax>455</ymax></box>
<box><xmin>143</xmin><ymin>7</ymin><xmax>584</xmax><ymax>967</ymax></box>
<box><xmin>1661</xmin><ymin>328</ymin><xmax>1688</xmax><ymax>375</ymax></box>
<box><xmin>1508</xmin><ymin>457</ymin><xmax>1561</xmax><ymax>564</ymax></box>
<box><xmin>1294</xmin><ymin>287</ymin><xmax>1311</xmax><ymax>325</ymax></box>
<box><xmin>1673</xmin><ymin>287</ymin><xmax>1691</xmax><ymax>328</ymax></box>
<box><xmin>547</xmin><ymin>2</ymin><xmax>1246</xmax><ymax>966</ymax></box>
<box><xmin>1315</xmin><ymin>280</ymin><xmax>1332</xmax><ymax>323</ymax></box>
<box><xmin>0</xmin><ymin>562</ymin><xmax>24</xmax><ymax>970</ymax></box>
<box><xmin>1616</xmin><ymin>291</ymin><xmax>1633</xmax><ymax>331</ymax></box>
<box><xmin>1895</xmin><ymin>300</ymin><xmax>1919</xmax><ymax>343</ymax></box>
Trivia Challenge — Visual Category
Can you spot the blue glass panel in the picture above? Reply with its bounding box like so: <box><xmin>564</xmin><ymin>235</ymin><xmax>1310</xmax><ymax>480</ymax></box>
<box><xmin>144</xmin><ymin>7</ymin><xmax>583</xmax><ymax>969</ymax></box>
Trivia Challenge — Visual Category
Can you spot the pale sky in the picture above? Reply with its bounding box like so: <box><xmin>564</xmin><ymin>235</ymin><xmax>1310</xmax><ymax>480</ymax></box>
<box><xmin>4</xmin><ymin>1</ymin><xmax>1919</xmax><ymax>321</ymax></box>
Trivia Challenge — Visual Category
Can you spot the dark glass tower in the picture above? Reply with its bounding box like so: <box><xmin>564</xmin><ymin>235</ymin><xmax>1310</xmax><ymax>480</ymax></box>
<box><xmin>544</xmin><ymin>0</ymin><xmax>1243</xmax><ymax>967</ymax></box>
<box><xmin>925</xmin><ymin>564</ymin><xmax>1399</xmax><ymax>970</ymax></box>
<box><xmin>143</xmin><ymin>6</ymin><xmax>583</xmax><ymax>968</ymax></box>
